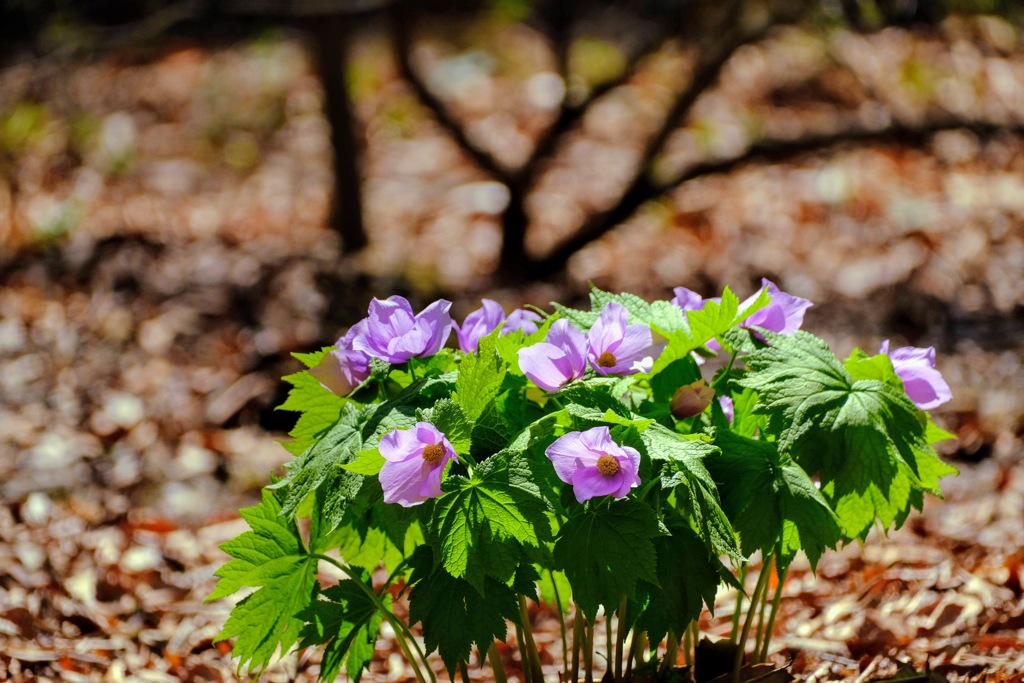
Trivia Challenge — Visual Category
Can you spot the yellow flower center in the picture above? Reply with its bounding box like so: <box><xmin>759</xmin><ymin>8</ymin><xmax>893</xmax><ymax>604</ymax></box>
<box><xmin>596</xmin><ymin>454</ymin><xmax>620</xmax><ymax>476</ymax></box>
<box><xmin>422</xmin><ymin>443</ymin><xmax>446</xmax><ymax>465</ymax></box>
<box><xmin>597</xmin><ymin>351</ymin><xmax>617</xmax><ymax>368</ymax></box>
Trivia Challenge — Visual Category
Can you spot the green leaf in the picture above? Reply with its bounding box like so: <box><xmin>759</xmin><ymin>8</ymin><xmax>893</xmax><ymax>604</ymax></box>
<box><xmin>341</xmin><ymin>448</ymin><xmax>386</xmax><ymax>476</ymax></box>
<box><xmin>421</xmin><ymin>398</ymin><xmax>473</xmax><ymax>456</ymax></box>
<box><xmin>553</xmin><ymin>498</ymin><xmax>660</xmax><ymax>620</ymax></box>
<box><xmin>208</xmin><ymin>490</ymin><xmax>318</xmax><ymax>675</ymax></box>
<box><xmin>269</xmin><ymin>404</ymin><xmax>365</xmax><ymax>531</ymax></box>
<box><xmin>708</xmin><ymin>431</ymin><xmax>840</xmax><ymax>568</ymax></box>
<box><xmin>537</xmin><ymin>568</ymin><xmax>572</xmax><ymax>612</ymax></box>
<box><xmin>455</xmin><ymin>334</ymin><xmax>508</xmax><ymax>422</ymax></box>
<box><xmin>740</xmin><ymin>331</ymin><xmax>956</xmax><ymax>539</ymax></box>
<box><xmin>642</xmin><ymin>423</ymin><xmax>739</xmax><ymax>560</ymax></box>
<box><xmin>637</xmin><ymin>518</ymin><xmax>727</xmax><ymax>645</ymax></box>
<box><xmin>408</xmin><ymin>549</ymin><xmax>521</xmax><ymax>676</ymax></box>
<box><xmin>300</xmin><ymin>580</ymin><xmax>384</xmax><ymax>683</ymax></box>
<box><xmin>428</xmin><ymin>452</ymin><xmax>551</xmax><ymax>592</ymax></box>
<box><xmin>651</xmin><ymin>287</ymin><xmax>770</xmax><ymax>373</ymax></box>
<box><xmin>278</xmin><ymin>356</ymin><xmax>348</xmax><ymax>456</ymax></box>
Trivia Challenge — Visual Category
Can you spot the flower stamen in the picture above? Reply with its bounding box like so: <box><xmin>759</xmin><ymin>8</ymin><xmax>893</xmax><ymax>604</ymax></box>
<box><xmin>422</xmin><ymin>443</ymin><xmax>446</xmax><ymax>465</ymax></box>
<box><xmin>597</xmin><ymin>351</ymin><xmax>617</xmax><ymax>368</ymax></box>
<box><xmin>596</xmin><ymin>454</ymin><xmax>620</xmax><ymax>476</ymax></box>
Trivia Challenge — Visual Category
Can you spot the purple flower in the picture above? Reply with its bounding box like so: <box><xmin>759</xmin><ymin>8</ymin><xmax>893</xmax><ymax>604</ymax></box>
<box><xmin>545</xmin><ymin>426</ymin><xmax>641</xmax><ymax>503</ymax></box>
<box><xmin>378</xmin><ymin>422</ymin><xmax>458</xmax><ymax>507</ymax></box>
<box><xmin>518</xmin><ymin>319</ymin><xmax>588</xmax><ymax>392</ymax></box>
<box><xmin>311</xmin><ymin>320</ymin><xmax>371</xmax><ymax>396</ymax></box>
<box><xmin>504</xmin><ymin>308</ymin><xmax>542</xmax><ymax>336</ymax></box>
<box><xmin>741</xmin><ymin>279</ymin><xmax>812</xmax><ymax>336</ymax></box>
<box><xmin>586</xmin><ymin>303</ymin><xmax>666</xmax><ymax>376</ymax></box>
<box><xmin>672</xmin><ymin>287</ymin><xmax>713</xmax><ymax>312</ymax></box>
<box><xmin>880</xmin><ymin>340</ymin><xmax>952</xmax><ymax>411</ymax></box>
<box><xmin>719</xmin><ymin>396</ymin><xmax>734</xmax><ymax>424</ymax></box>
<box><xmin>352</xmin><ymin>296</ymin><xmax>453</xmax><ymax>364</ymax></box>
<box><xmin>454</xmin><ymin>299</ymin><xmax>505</xmax><ymax>353</ymax></box>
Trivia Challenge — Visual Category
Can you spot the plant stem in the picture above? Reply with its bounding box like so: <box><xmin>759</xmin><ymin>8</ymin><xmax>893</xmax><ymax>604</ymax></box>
<box><xmin>712</xmin><ymin>349</ymin><xmax>740</xmax><ymax>392</ymax></box>
<box><xmin>758</xmin><ymin>560</ymin><xmax>789</xmax><ymax>663</ymax></box>
<box><xmin>730</xmin><ymin>563</ymin><xmax>748</xmax><ymax>641</ymax></box>
<box><xmin>572</xmin><ymin>612</ymin><xmax>584</xmax><ymax>683</ymax></box>
<box><xmin>551</xmin><ymin>571</ymin><xmax>569</xmax><ymax>675</ymax></box>
<box><xmin>585</xmin><ymin>622</ymin><xmax>595</xmax><ymax>683</ymax></box>
<box><xmin>752</xmin><ymin>554</ymin><xmax>774</xmax><ymax>662</ymax></box>
<box><xmin>733</xmin><ymin>557</ymin><xmax>772</xmax><ymax>683</ymax></box>
<box><xmin>682</xmin><ymin>624</ymin><xmax>692</xmax><ymax>667</ymax></box>
<box><xmin>615</xmin><ymin>598</ymin><xmax>628</xmax><ymax>680</ymax></box>
<box><xmin>605</xmin><ymin>612</ymin><xmax>614</xmax><ymax>677</ymax></box>
<box><xmin>460</xmin><ymin>660</ymin><xmax>471</xmax><ymax>683</ymax></box>
<box><xmin>661</xmin><ymin>631</ymin><xmax>679</xmax><ymax>675</ymax></box>
<box><xmin>519</xmin><ymin>596</ymin><xmax>545</xmax><ymax>683</ymax></box>
<box><xmin>625</xmin><ymin>630</ymin><xmax>645</xmax><ymax>682</ymax></box>
<box><xmin>690</xmin><ymin>620</ymin><xmax>700</xmax><ymax>666</ymax></box>
<box><xmin>488</xmin><ymin>642</ymin><xmax>509</xmax><ymax>683</ymax></box>
<box><xmin>515</xmin><ymin>621</ymin><xmax>534</xmax><ymax>683</ymax></box>
<box><xmin>313</xmin><ymin>554</ymin><xmax>433</xmax><ymax>683</ymax></box>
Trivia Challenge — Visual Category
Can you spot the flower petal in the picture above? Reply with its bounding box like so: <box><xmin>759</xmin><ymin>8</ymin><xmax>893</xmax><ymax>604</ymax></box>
<box><xmin>672</xmin><ymin>287</ymin><xmax>706</xmax><ymax>312</ymax></box>
<box><xmin>504</xmin><ymin>309</ymin><xmax>542</xmax><ymax>336</ymax></box>
<box><xmin>897</xmin><ymin>363</ymin><xmax>952</xmax><ymax>410</ymax></box>
<box><xmin>379</xmin><ymin>428</ymin><xmax>423</xmax><ymax>462</ymax></box>
<box><xmin>414</xmin><ymin>299</ymin><xmax>454</xmax><ymax>356</ymax></box>
<box><xmin>587</xmin><ymin>303</ymin><xmax>628</xmax><ymax>358</ymax></box>
<box><xmin>569</xmin><ymin>466</ymin><xmax>622</xmax><ymax>502</ymax></box>
<box><xmin>519</xmin><ymin>343</ymin><xmax>574</xmax><ymax>392</ymax></box>
<box><xmin>545</xmin><ymin>431</ymin><xmax>592</xmax><ymax>483</ymax></box>
<box><xmin>380</xmin><ymin>456</ymin><xmax>434</xmax><ymax>507</ymax></box>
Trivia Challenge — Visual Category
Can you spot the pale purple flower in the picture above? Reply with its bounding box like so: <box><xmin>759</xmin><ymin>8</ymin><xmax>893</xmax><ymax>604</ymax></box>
<box><xmin>672</xmin><ymin>287</ymin><xmax>713</xmax><ymax>312</ymax></box>
<box><xmin>545</xmin><ymin>426</ymin><xmax>641</xmax><ymax>503</ymax></box>
<box><xmin>352</xmin><ymin>296</ymin><xmax>453</xmax><ymax>364</ymax></box>
<box><xmin>719</xmin><ymin>396</ymin><xmax>734</xmax><ymax>424</ymax></box>
<box><xmin>311</xmin><ymin>320</ymin><xmax>371</xmax><ymax>396</ymax></box>
<box><xmin>378</xmin><ymin>422</ymin><xmax>458</xmax><ymax>507</ymax></box>
<box><xmin>454</xmin><ymin>299</ymin><xmax>505</xmax><ymax>353</ymax></box>
<box><xmin>504</xmin><ymin>309</ymin><xmax>542</xmax><ymax>336</ymax></box>
<box><xmin>880</xmin><ymin>340</ymin><xmax>952</xmax><ymax>411</ymax></box>
<box><xmin>518</xmin><ymin>319</ymin><xmax>588</xmax><ymax>391</ymax></box>
<box><xmin>586</xmin><ymin>302</ymin><xmax>666</xmax><ymax>376</ymax></box>
<box><xmin>741</xmin><ymin>279</ymin><xmax>812</xmax><ymax>336</ymax></box>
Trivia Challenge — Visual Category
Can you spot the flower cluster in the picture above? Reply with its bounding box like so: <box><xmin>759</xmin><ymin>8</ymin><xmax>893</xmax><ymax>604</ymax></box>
<box><xmin>213</xmin><ymin>280</ymin><xmax>958</xmax><ymax>683</ymax></box>
<box><xmin>518</xmin><ymin>302</ymin><xmax>666</xmax><ymax>391</ymax></box>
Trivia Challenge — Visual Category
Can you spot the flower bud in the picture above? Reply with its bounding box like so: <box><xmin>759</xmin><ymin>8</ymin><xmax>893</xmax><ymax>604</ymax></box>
<box><xmin>671</xmin><ymin>378</ymin><xmax>715</xmax><ymax>419</ymax></box>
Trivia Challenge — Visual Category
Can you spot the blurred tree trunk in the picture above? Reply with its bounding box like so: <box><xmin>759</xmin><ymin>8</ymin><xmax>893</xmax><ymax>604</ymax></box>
<box><xmin>305</xmin><ymin>14</ymin><xmax>368</xmax><ymax>253</ymax></box>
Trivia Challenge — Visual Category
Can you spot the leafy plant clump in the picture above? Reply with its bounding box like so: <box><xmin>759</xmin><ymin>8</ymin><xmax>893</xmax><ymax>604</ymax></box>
<box><xmin>208</xmin><ymin>281</ymin><xmax>956</xmax><ymax>683</ymax></box>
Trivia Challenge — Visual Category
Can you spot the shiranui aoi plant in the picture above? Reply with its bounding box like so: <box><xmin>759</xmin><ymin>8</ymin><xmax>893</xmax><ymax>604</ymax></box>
<box><xmin>208</xmin><ymin>281</ymin><xmax>955</xmax><ymax>682</ymax></box>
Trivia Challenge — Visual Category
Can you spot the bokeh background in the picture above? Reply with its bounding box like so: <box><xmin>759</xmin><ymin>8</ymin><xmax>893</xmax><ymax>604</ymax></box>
<box><xmin>1</xmin><ymin>0</ymin><xmax>1023</xmax><ymax>680</ymax></box>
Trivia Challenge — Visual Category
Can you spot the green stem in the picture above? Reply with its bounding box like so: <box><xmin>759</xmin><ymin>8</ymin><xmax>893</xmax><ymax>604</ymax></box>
<box><xmin>615</xmin><ymin>598</ymin><xmax>628</xmax><ymax>680</ymax></box>
<box><xmin>572</xmin><ymin>613</ymin><xmax>584</xmax><ymax>683</ymax></box>
<box><xmin>460</xmin><ymin>660</ymin><xmax>471</xmax><ymax>683</ymax></box>
<box><xmin>314</xmin><ymin>554</ymin><xmax>433</xmax><ymax>683</ymax></box>
<box><xmin>758</xmin><ymin>561</ymin><xmax>789</xmax><ymax>663</ymax></box>
<box><xmin>550</xmin><ymin>571</ymin><xmax>569</xmax><ymax>676</ymax></box>
<box><xmin>752</xmin><ymin>554</ymin><xmax>773</xmax><ymax>662</ymax></box>
<box><xmin>733</xmin><ymin>557</ymin><xmax>772</xmax><ymax>683</ymax></box>
<box><xmin>626</xmin><ymin>630</ymin><xmax>645</xmax><ymax>681</ymax></box>
<box><xmin>515</xmin><ymin>622</ymin><xmax>534</xmax><ymax>683</ymax></box>
<box><xmin>519</xmin><ymin>596</ymin><xmax>545</xmax><ymax>683</ymax></box>
<box><xmin>661</xmin><ymin>631</ymin><xmax>679</xmax><ymax>674</ymax></box>
<box><xmin>488</xmin><ymin>642</ymin><xmax>509</xmax><ymax>683</ymax></box>
<box><xmin>682</xmin><ymin>624</ymin><xmax>692</xmax><ymax>667</ymax></box>
<box><xmin>585</xmin><ymin>622</ymin><xmax>595</xmax><ymax>683</ymax></box>
<box><xmin>730</xmin><ymin>563</ymin><xmax>748</xmax><ymax>641</ymax></box>
<box><xmin>605</xmin><ymin>612</ymin><xmax>614</xmax><ymax>676</ymax></box>
<box><xmin>712</xmin><ymin>349</ymin><xmax>740</xmax><ymax>393</ymax></box>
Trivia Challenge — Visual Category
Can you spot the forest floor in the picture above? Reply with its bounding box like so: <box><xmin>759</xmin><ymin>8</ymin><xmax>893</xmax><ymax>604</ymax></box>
<box><xmin>2</xmin><ymin>13</ymin><xmax>1024</xmax><ymax>682</ymax></box>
